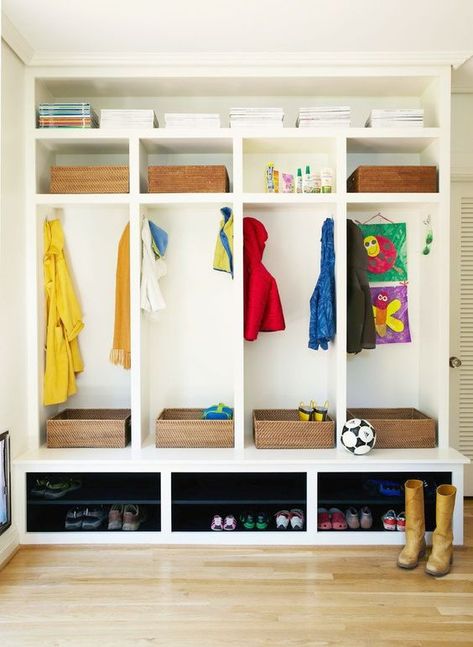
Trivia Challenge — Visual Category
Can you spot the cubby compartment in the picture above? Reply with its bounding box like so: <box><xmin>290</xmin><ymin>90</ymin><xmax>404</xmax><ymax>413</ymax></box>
<box><xmin>37</xmin><ymin>205</ymin><xmax>131</xmax><ymax>445</ymax></box>
<box><xmin>346</xmin><ymin>134</ymin><xmax>439</xmax><ymax>185</ymax></box>
<box><xmin>36</xmin><ymin>136</ymin><xmax>129</xmax><ymax>194</ymax></box>
<box><xmin>139</xmin><ymin>136</ymin><xmax>233</xmax><ymax>193</ymax></box>
<box><xmin>346</xmin><ymin>202</ymin><xmax>443</xmax><ymax>446</ymax></box>
<box><xmin>243</xmin><ymin>137</ymin><xmax>337</xmax><ymax>193</ymax></box>
<box><xmin>244</xmin><ymin>204</ymin><xmax>338</xmax><ymax>446</ymax></box>
<box><xmin>26</xmin><ymin>472</ymin><xmax>161</xmax><ymax>532</ymax></box>
<box><xmin>140</xmin><ymin>203</ymin><xmax>235</xmax><ymax>446</ymax></box>
<box><xmin>317</xmin><ymin>471</ymin><xmax>451</xmax><ymax>532</ymax></box>
<box><xmin>172</xmin><ymin>472</ymin><xmax>306</xmax><ymax>531</ymax></box>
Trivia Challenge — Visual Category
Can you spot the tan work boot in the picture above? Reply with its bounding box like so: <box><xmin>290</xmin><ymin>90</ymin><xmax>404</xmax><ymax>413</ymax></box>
<box><xmin>397</xmin><ymin>479</ymin><xmax>426</xmax><ymax>569</ymax></box>
<box><xmin>425</xmin><ymin>484</ymin><xmax>457</xmax><ymax>577</ymax></box>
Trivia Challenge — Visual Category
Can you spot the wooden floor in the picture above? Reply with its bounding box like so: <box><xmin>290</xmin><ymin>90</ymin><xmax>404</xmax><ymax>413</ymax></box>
<box><xmin>1</xmin><ymin>502</ymin><xmax>472</xmax><ymax>647</ymax></box>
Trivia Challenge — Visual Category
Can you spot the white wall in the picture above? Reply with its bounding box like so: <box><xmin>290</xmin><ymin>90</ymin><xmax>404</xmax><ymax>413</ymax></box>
<box><xmin>0</xmin><ymin>40</ymin><xmax>26</xmax><ymax>557</ymax></box>
<box><xmin>452</xmin><ymin>93</ymin><xmax>473</xmax><ymax>173</ymax></box>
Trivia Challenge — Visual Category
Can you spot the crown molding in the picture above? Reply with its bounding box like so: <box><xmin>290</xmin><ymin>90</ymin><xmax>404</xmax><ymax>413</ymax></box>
<box><xmin>28</xmin><ymin>50</ymin><xmax>473</xmax><ymax>70</ymax></box>
<box><xmin>1</xmin><ymin>13</ymin><xmax>34</xmax><ymax>64</ymax></box>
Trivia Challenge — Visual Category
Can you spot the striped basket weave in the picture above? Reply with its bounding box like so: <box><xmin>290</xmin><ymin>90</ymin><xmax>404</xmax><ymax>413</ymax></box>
<box><xmin>346</xmin><ymin>408</ymin><xmax>436</xmax><ymax>448</ymax></box>
<box><xmin>50</xmin><ymin>166</ymin><xmax>129</xmax><ymax>193</ymax></box>
<box><xmin>156</xmin><ymin>408</ymin><xmax>234</xmax><ymax>448</ymax></box>
<box><xmin>253</xmin><ymin>409</ymin><xmax>335</xmax><ymax>449</ymax></box>
<box><xmin>47</xmin><ymin>409</ymin><xmax>131</xmax><ymax>448</ymax></box>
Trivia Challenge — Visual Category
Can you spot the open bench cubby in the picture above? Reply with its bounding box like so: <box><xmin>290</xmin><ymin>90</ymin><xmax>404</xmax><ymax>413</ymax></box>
<box><xmin>26</xmin><ymin>472</ymin><xmax>161</xmax><ymax>532</ymax></box>
<box><xmin>317</xmin><ymin>471</ymin><xmax>452</xmax><ymax>532</ymax></box>
<box><xmin>171</xmin><ymin>472</ymin><xmax>306</xmax><ymax>532</ymax></box>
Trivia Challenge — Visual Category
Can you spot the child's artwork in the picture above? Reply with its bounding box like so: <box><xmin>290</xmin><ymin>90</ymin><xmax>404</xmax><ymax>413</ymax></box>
<box><xmin>360</xmin><ymin>222</ymin><xmax>407</xmax><ymax>282</ymax></box>
<box><xmin>371</xmin><ymin>284</ymin><xmax>411</xmax><ymax>344</ymax></box>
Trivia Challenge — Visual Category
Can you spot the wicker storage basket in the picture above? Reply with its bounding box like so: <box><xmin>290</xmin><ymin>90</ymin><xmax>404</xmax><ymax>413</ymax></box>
<box><xmin>148</xmin><ymin>165</ymin><xmax>229</xmax><ymax>193</ymax></box>
<box><xmin>50</xmin><ymin>166</ymin><xmax>129</xmax><ymax>193</ymax></box>
<box><xmin>47</xmin><ymin>409</ymin><xmax>131</xmax><ymax>448</ymax></box>
<box><xmin>253</xmin><ymin>410</ymin><xmax>335</xmax><ymax>449</ymax></box>
<box><xmin>346</xmin><ymin>408</ymin><xmax>436</xmax><ymax>448</ymax></box>
<box><xmin>156</xmin><ymin>409</ymin><xmax>234</xmax><ymax>448</ymax></box>
<box><xmin>347</xmin><ymin>166</ymin><xmax>437</xmax><ymax>193</ymax></box>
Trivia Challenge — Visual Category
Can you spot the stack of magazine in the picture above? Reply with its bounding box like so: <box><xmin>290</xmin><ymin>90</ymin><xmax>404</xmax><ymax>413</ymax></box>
<box><xmin>230</xmin><ymin>107</ymin><xmax>284</xmax><ymax>128</ymax></box>
<box><xmin>296</xmin><ymin>106</ymin><xmax>351</xmax><ymax>128</ymax></box>
<box><xmin>366</xmin><ymin>109</ymin><xmax>424</xmax><ymax>128</ymax></box>
<box><xmin>100</xmin><ymin>109</ymin><xmax>158</xmax><ymax>129</ymax></box>
<box><xmin>38</xmin><ymin>103</ymin><xmax>98</xmax><ymax>128</ymax></box>
<box><xmin>164</xmin><ymin>113</ymin><xmax>221</xmax><ymax>128</ymax></box>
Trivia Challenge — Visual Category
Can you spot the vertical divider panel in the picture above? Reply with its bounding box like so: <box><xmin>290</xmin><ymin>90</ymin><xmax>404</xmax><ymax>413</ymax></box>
<box><xmin>161</xmin><ymin>469</ymin><xmax>172</xmax><ymax>535</ymax></box>
<box><xmin>26</xmin><ymin>70</ymin><xmax>42</xmax><ymax>449</ymax></box>
<box><xmin>306</xmin><ymin>469</ymin><xmax>318</xmax><ymax>540</ymax></box>
<box><xmin>233</xmin><ymin>135</ymin><xmax>245</xmax><ymax>450</ymax></box>
<box><xmin>335</xmin><ymin>136</ymin><xmax>348</xmax><ymax>444</ymax></box>
<box><xmin>129</xmin><ymin>136</ymin><xmax>142</xmax><ymax>448</ymax></box>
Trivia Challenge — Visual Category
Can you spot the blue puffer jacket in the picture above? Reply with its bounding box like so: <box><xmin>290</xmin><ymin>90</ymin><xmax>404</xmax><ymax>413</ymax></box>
<box><xmin>308</xmin><ymin>217</ymin><xmax>336</xmax><ymax>351</ymax></box>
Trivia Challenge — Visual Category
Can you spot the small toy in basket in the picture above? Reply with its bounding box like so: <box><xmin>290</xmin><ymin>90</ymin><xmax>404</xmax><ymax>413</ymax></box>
<box><xmin>202</xmin><ymin>403</ymin><xmax>233</xmax><ymax>420</ymax></box>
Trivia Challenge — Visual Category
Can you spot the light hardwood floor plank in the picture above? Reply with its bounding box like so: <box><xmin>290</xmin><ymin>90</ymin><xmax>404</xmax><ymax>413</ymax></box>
<box><xmin>0</xmin><ymin>500</ymin><xmax>472</xmax><ymax>647</ymax></box>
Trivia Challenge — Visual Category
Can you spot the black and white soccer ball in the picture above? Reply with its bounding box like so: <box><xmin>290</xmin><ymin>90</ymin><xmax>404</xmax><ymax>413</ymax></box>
<box><xmin>341</xmin><ymin>418</ymin><xmax>376</xmax><ymax>455</ymax></box>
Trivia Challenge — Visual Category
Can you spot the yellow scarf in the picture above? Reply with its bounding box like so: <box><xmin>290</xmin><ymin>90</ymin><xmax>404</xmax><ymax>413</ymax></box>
<box><xmin>110</xmin><ymin>223</ymin><xmax>131</xmax><ymax>369</ymax></box>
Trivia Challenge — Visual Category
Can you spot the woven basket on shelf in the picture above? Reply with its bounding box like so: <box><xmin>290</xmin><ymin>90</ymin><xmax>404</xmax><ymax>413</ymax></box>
<box><xmin>346</xmin><ymin>166</ymin><xmax>437</xmax><ymax>193</ymax></box>
<box><xmin>148</xmin><ymin>165</ymin><xmax>229</xmax><ymax>193</ymax></box>
<box><xmin>346</xmin><ymin>408</ymin><xmax>436</xmax><ymax>448</ymax></box>
<box><xmin>50</xmin><ymin>166</ymin><xmax>129</xmax><ymax>193</ymax></box>
<box><xmin>47</xmin><ymin>409</ymin><xmax>131</xmax><ymax>448</ymax></box>
<box><xmin>156</xmin><ymin>408</ymin><xmax>234</xmax><ymax>448</ymax></box>
<box><xmin>253</xmin><ymin>410</ymin><xmax>335</xmax><ymax>449</ymax></box>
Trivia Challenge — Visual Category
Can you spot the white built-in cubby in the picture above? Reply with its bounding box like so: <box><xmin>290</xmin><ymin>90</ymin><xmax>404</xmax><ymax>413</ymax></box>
<box><xmin>14</xmin><ymin>63</ymin><xmax>468</xmax><ymax>545</ymax></box>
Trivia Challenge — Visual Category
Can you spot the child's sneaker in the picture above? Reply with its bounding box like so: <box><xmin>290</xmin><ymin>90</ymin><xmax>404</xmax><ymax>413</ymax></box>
<box><xmin>223</xmin><ymin>515</ymin><xmax>237</xmax><ymax>531</ymax></box>
<box><xmin>360</xmin><ymin>506</ymin><xmax>373</xmax><ymax>529</ymax></box>
<box><xmin>382</xmin><ymin>509</ymin><xmax>397</xmax><ymax>530</ymax></box>
<box><xmin>108</xmin><ymin>504</ymin><xmax>124</xmax><ymax>530</ymax></box>
<box><xmin>256</xmin><ymin>512</ymin><xmax>269</xmax><ymax>530</ymax></box>
<box><xmin>240</xmin><ymin>512</ymin><xmax>255</xmax><ymax>530</ymax></box>
<box><xmin>65</xmin><ymin>506</ymin><xmax>84</xmax><ymax>530</ymax></box>
<box><xmin>122</xmin><ymin>504</ymin><xmax>143</xmax><ymax>531</ymax></box>
<box><xmin>289</xmin><ymin>509</ymin><xmax>305</xmax><ymax>530</ymax></box>
<box><xmin>211</xmin><ymin>514</ymin><xmax>223</xmax><ymax>531</ymax></box>
<box><xmin>275</xmin><ymin>510</ymin><xmax>291</xmax><ymax>530</ymax></box>
<box><xmin>396</xmin><ymin>511</ymin><xmax>406</xmax><ymax>532</ymax></box>
<box><xmin>345</xmin><ymin>507</ymin><xmax>360</xmax><ymax>529</ymax></box>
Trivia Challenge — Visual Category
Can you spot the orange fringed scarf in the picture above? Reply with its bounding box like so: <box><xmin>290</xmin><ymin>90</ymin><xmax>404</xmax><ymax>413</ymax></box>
<box><xmin>110</xmin><ymin>222</ymin><xmax>131</xmax><ymax>369</ymax></box>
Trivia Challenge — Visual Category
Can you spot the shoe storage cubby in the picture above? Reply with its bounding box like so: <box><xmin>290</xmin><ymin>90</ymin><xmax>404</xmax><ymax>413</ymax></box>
<box><xmin>26</xmin><ymin>472</ymin><xmax>161</xmax><ymax>532</ymax></box>
<box><xmin>171</xmin><ymin>472</ymin><xmax>306</xmax><ymax>532</ymax></box>
<box><xmin>317</xmin><ymin>471</ymin><xmax>452</xmax><ymax>532</ymax></box>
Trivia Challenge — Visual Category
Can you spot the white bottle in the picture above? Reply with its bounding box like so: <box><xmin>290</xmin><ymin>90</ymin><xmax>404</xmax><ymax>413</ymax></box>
<box><xmin>321</xmin><ymin>167</ymin><xmax>333</xmax><ymax>193</ymax></box>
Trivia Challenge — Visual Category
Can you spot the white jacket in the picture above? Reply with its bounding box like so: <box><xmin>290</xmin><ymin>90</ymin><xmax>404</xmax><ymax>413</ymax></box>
<box><xmin>141</xmin><ymin>218</ymin><xmax>167</xmax><ymax>316</ymax></box>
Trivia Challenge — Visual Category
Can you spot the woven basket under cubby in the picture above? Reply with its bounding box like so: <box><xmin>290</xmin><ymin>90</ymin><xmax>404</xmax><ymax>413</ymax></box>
<box><xmin>155</xmin><ymin>409</ymin><xmax>234</xmax><ymax>448</ymax></box>
<box><xmin>253</xmin><ymin>410</ymin><xmax>335</xmax><ymax>449</ymax></box>
<box><xmin>148</xmin><ymin>165</ymin><xmax>229</xmax><ymax>193</ymax></box>
<box><xmin>47</xmin><ymin>409</ymin><xmax>131</xmax><ymax>448</ymax></box>
<box><xmin>346</xmin><ymin>408</ymin><xmax>436</xmax><ymax>448</ymax></box>
<box><xmin>50</xmin><ymin>166</ymin><xmax>129</xmax><ymax>193</ymax></box>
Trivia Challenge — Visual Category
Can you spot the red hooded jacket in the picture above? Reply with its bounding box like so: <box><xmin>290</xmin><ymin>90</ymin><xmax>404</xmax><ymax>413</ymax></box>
<box><xmin>244</xmin><ymin>217</ymin><xmax>285</xmax><ymax>341</ymax></box>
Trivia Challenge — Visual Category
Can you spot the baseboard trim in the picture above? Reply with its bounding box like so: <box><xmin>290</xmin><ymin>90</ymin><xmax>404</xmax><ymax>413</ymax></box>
<box><xmin>0</xmin><ymin>525</ymin><xmax>20</xmax><ymax>570</ymax></box>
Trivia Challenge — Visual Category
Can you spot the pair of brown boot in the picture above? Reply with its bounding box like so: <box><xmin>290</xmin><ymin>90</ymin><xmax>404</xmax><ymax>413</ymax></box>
<box><xmin>397</xmin><ymin>479</ymin><xmax>457</xmax><ymax>577</ymax></box>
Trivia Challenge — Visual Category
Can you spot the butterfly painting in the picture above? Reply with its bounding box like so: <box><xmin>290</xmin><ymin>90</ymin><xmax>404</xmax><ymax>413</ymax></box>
<box><xmin>371</xmin><ymin>285</ymin><xmax>411</xmax><ymax>344</ymax></box>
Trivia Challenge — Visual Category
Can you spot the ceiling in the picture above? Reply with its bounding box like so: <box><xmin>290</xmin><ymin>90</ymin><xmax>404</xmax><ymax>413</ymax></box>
<box><xmin>3</xmin><ymin>0</ymin><xmax>473</xmax><ymax>86</ymax></box>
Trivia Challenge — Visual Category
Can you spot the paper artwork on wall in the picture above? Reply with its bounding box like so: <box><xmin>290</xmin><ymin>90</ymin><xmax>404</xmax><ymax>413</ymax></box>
<box><xmin>371</xmin><ymin>284</ymin><xmax>411</xmax><ymax>345</ymax></box>
<box><xmin>360</xmin><ymin>222</ymin><xmax>407</xmax><ymax>282</ymax></box>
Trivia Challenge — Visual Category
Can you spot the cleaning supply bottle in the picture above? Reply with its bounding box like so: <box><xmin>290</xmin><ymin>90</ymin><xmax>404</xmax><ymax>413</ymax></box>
<box><xmin>304</xmin><ymin>165</ymin><xmax>311</xmax><ymax>193</ymax></box>
<box><xmin>296</xmin><ymin>168</ymin><xmax>303</xmax><ymax>193</ymax></box>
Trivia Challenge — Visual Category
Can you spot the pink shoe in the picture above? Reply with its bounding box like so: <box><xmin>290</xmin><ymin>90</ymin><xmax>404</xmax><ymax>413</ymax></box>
<box><xmin>223</xmin><ymin>515</ymin><xmax>237</xmax><ymax>531</ymax></box>
<box><xmin>317</xmin><ymin>508</ymin><xmax>332</xmax><ymax>530</ymax></box>
<box><xmin>329</xmin><ymin>508</ymin><xmax>347</xmax><ymax>530</ymax></box>
<box><xmin>211</xmin><ymin>514</ymin><xmax>223</xmax><ymax>531</ymax></box>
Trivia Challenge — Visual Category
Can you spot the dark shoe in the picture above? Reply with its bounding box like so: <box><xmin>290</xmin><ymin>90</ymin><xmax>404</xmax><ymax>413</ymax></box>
<box><xmin>44</xmin><ymin>478</ymin><xmax>82</xmax><ymax>500</ymax></box>
<box><xmin>82</xmin><ymin>506</ymin><xmax>106</xmax><ymax>530</ymax></box>
<box><xmin>256</xmin><ymin>512</ymin><xmax>269</xmax><ymax>530</ymax></box>
<box><xmin>240</xmin><ymin>512</ymin><xmax>256</xmax><ymax>530</ymax></box>
<box><xmin>65</xmin><ymin>507</ymin><xmax>84</xmax><ymax>530</ymax></box>
<box><xmin>31</xmin><ymin>477</ymin><xmax>49</xmax><ymax>498</ymax></box>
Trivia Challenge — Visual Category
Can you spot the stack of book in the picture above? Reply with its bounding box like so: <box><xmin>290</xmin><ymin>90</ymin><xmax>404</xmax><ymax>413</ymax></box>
<box><xmin>366</xmin><ymin>109</ymin><xmax>424</xmax><ymax>128</ymax></box>
<box><xmin>296</xmin><ymin>106</ymin><xmax>351</xmax><ymax>128</ymax></box>
<box><xmin>164</xmin><ymin>113</ymin><xmax>221</xmax><ymax>129</ymax></box>
<box><xmin>100</xmin><ymin>109</ymin><xmax>158</xmax><ymax>129</ymax></box>
<box><xmin>229</xmin><ymin>107</ymin><xmax>284</xmax><ymax>128</ymax></box>
<box><xmin>38</xmin><ymin>103</ymin><xmax>98</xmax><ymax>128</ymax></box>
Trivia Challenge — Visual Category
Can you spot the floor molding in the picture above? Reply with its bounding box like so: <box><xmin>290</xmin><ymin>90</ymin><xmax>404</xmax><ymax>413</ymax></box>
<box><xmin>0</xmin><ymin>525</ymin><xmax>20</xmax><ymax>570</ymax></box>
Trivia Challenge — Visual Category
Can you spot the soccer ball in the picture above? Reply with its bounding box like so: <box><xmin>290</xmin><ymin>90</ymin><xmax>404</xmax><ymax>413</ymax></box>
<box><xmin>341</xmin><ymin>418</ymin><xmax>376</xmax><ymax>455</ymax></box>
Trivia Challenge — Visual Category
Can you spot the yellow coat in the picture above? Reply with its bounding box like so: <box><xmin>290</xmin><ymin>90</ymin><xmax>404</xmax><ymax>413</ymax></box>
<box><xmin>43</xmin><ymin>220</ymin><xmax>84</xmax><ymax>406</ymax></box>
